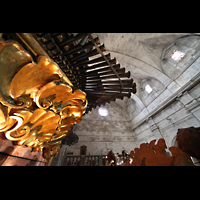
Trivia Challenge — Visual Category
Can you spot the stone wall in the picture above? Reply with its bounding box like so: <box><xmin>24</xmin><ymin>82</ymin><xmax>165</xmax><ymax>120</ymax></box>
<box><xmin>65</xmin><ymin>101</ymin><xmax>134</xmax><ymax>155</ymax></box>
<box><xmin>129</xmin><ymin>35</ymin><xmax>200</xmax><ymax>148</ymax></box>
<box><xmin>61</xmin><ymin>79</ymin><xmax>200</xmax><ymax>157</ymax></box>
<box><xmin>132</xmin><ymin>82</ymin><xmax>200</xmax><ymax>148</ymax></box>
<box><xmin>65</xmin><ymin>80</ymin><xmax>200</xmax><ymax>158</ymax></box>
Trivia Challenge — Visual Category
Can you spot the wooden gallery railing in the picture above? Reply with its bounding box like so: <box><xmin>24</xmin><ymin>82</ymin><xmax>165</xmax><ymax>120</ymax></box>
<box><xmin>61</xmin><ymin>153</ymin><xmax>129</xmax><ymax>166</ymax></box>
<box><xmin>61</xmin><ymin>155</ymin><xmax>105</xmax><ymax>166</ymax></box>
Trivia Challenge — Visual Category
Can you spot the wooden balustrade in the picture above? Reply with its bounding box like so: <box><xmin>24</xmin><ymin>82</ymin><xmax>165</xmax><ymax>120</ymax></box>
<box><xmin>61</xmin><ymin>155</ymin><xmax>105</xmax><ymax>166</ymax></box>
<box><xmin>61</xmin><ymin>154</ymin><xmax>128</xmax><ymax>166</ymax></box>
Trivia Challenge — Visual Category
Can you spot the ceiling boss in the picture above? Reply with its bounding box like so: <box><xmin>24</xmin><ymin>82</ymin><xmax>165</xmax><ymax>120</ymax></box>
<box><xmin>0</xmin><ymin>38</ymin><xmax>87</xmax><ymax>159</ymax></box>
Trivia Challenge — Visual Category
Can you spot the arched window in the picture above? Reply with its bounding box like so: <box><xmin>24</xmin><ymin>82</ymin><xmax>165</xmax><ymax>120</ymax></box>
<box><xmin>161</xmin><ymin>35</ymin><xmax>200</xmax><ymax>79</ymax></box>
<box><xmin>140</xmin><ymin>78</ymin><xmax>165</xmax><ymax>106</ymax></box>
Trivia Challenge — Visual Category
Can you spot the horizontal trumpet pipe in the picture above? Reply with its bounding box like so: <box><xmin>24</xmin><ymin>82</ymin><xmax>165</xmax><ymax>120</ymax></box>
<box><xmin>81</xmin><ymin>65</ymin><xmax>120</xmax><ymax>78</ymax></box>
<box><xmin>103</xmin><ymin>83</ymin><xmax>136</xmax><ymax>89</ymax></box>
<box><xmin>84</xmin><ymin>81</ymin><xmax>102</xmax><ymax>86</ymax></box>
<box><xmin>68</xmin><ymin>44</ymin><xmax>105</xmax><ymax>62</ymax></box>
<box><xmin>73</xmin><ymin>53</ymin><xmax>110</xmax><ymax>68</ymax></box>
<box><xmin>103</xmin><ymin>88</ymin><xmax>133</xmax><ymax>93</ymax></box>
<box><xmin>64</xmin><ymin>37</ymin><xmax>100</xmax><ymax>56</ymax></box>
<box><xmin>84</xmin><ymin>79</ymin><xmax>133</xmax><ymax>86</ymax></box>
<box><xmin>79</xmin><ymin>35</ymin><xmax>89</xmax><ymax>45</ymax></box>
<box><xmin>58</xmin><ymin>33</ymin><xmax>91</xmax><ymax>47</ymax></box>
<box><xmin>85</xmin><ymin>68</ymin><xmax>125</xmax><ymax>79</ymax></box>
<box><xmin>79</xmin><ymin>58</ymin><xmax>117</xmax><ymax>72</ymax></box>
<box><xmin>81</xmin><ymin>71</ymin><xmax>130</xmax><ymax>82</ymax></box>
<box><xmin>87</xmin><ymin>53</ymin><xmax>111</xmax><ymax>65</ymax></box>
<box><xmin>86</xmin><ymin>91</ymin><xmax>131</xmax><ymax>97</ymax></box>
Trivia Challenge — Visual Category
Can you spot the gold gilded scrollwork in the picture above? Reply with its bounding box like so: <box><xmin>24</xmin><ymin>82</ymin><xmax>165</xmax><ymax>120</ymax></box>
<box><xmin>0</xmin><ymin>39</ymin><xmax>87</xmax><ymax>159</ymax></box>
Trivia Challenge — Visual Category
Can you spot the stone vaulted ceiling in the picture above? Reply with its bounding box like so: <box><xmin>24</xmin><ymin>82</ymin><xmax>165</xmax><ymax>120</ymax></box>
<box><xmin>91</xmin><ymin>33</ymin><xmax>192</xmax><ymax>110</ymax></box>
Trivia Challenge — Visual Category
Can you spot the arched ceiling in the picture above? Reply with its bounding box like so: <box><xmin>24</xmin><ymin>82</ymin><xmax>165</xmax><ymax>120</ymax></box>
<box><xmin>92</xmin><ymin>33</ymin><xmax>191</xmax><ymax>77</ymax></box>
<box><xmin>91</xmin><ymin>33</ymin><xmax>192</xmax><ymax>109</ymax></box>
<box><xmin>92</xmin><ymin>33</ymin><xmax>190</xmax><ymax>71</ymax></box>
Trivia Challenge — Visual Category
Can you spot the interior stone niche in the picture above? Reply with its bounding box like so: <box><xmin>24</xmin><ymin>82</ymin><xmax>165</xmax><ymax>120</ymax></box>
<box><xmin>140</xmin><ymin>78</ymin><xmax>165</xmax><ymax>106</ymax></box>
<box><xmin>161</xmin><ymin>35</ymin><xmax>200</xmax><ymax>80</ymax></box>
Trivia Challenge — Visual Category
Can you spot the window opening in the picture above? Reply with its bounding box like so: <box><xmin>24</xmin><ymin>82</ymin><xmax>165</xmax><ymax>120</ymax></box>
<box><xmin>145</xmin><ymin>84</ymin><xmax>152</xmax><ymax>93</ymax></box>
<box><xmin>170</xmin><ymin>50</ymin><xmax>185</xmax><ymax>62</ymax></box>
<box><xmin>98</xmin><ymin>107</ymin><xmax>108</xmax><ymax>117</ymax></box>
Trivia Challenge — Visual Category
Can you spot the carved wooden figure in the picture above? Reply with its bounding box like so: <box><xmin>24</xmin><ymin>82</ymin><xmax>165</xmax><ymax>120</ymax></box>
<box><xmin>176</xmin><ymin>127</ymin><xmax>200</xmax><ymax>159</ymax></box>
<box><xmin>106</xmin><ymin>138</ymin><xmax>194</xmax><ymax>166</ymax></box>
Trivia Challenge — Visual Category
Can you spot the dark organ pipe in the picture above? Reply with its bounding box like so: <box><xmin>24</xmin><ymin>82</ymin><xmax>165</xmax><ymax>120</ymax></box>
<box><xmin>86</xmin><ymin>92</ymin><xmax>131</xmax><ymax>98</ymax></box>
<box><xmin>63</xmin><ymin>37</ymin><xmax>100</xmax><ymax>56</ymax></box>
<box><xmin>57</xmin><ymin>33</ymin><xmax>91</xmax><ymax>47</ymax></box>
<box><xmin>73</xmin><ymin>53</ymin><xmax>111</xmax><ymax>68</ymax></box>
<box><xmin>80</xmin><ymin>64</ymin><xmax>120</xmax><ymax>77</ymax></box>
<box><xmin>84</xmin><ymin>68</ymin><xmax>125</xmax><ymax>79</ymax></box>
<box><xmin>68</xmin><ymin>44</ymin><xmax>105</xmax><ymax>62</ymax></box>
<box><xmin>84</xmin><ymin>79</ymin><xmax>133</xmax><ymax>86</ymax></box>
<box><xmin>81</xmin><ymin>71</ymin><xmax>130</xmax><ymax>82</ymax></box>
<box><xmin>79</xmin><ymin>59</ymin><xmax>117</xmax><ymax>72</ymax></box>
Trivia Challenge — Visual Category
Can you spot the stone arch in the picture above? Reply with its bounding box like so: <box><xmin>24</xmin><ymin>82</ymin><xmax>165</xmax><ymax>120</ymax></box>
<box><xmin>130</xmin><ymin>93</ymin><xmax>146</xmax><ymax>110</ymax></box>
<box><xmin>140</xmin><ymin>78</ymin><xmax>166</xmax><ymax>106</ymax></box>
<box><xmin>107</xmin><ymin>51</ymin><xmax>172</xmax><ymax>87</ymax></box>
<box><xmin>127</xmin><ymin>97</ymin><xmax>142</xmax><ymax>120</ymax></box>
<box><xmin>161</xmin><ymin>35</ymin><xmax>200</xmax><ymax>80</ymax></box>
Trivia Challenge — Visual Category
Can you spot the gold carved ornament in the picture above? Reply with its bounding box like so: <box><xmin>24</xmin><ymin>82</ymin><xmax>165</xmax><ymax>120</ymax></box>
<box><xmin>0</xmin><ymin>39</ymin><xmax>87</xmax><ymax>159</ymax></box>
